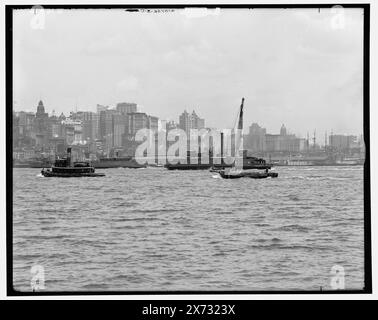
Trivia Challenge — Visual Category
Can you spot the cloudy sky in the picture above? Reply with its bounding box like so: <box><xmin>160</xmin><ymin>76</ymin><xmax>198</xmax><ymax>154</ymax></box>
<box><xmin>13</xmin><ymin>7</ymin><xmax>364</xmax><ymax>138</ymax></box>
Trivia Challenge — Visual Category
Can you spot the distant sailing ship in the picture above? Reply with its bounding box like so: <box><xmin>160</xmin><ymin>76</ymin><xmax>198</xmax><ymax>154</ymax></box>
<box><xmin>218</xmin><ymin>98</ymin><xmax>278</xmax><ymax>179</ymax></box>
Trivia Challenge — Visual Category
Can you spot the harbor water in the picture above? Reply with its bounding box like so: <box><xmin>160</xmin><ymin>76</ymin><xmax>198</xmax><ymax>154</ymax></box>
<box><xmin>13</xmin><ymin>166</ymin><xmax>365</xmax><ymax>291</ymax></box>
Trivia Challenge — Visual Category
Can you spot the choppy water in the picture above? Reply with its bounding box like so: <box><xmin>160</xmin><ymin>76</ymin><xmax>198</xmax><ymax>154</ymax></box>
<box><xmin>13</xmin><ymin>166</ymin><xmax>365</xmax><ymax>292</ymax></box>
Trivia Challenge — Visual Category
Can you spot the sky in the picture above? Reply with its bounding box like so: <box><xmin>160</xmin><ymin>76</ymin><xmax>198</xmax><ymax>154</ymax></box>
<box><xmin>13</xmin><ymin>7</ymin><xmax>364</xmax><ymax>138</ymax></box>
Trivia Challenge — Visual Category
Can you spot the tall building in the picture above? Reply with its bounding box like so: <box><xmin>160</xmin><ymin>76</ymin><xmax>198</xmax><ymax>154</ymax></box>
<box><xmin>148</xmin><ymin>116</ymin><xmax>159</xmax><ymax>132</ymax></box>
<box><xmin>36</xmin><ymin>100</ymin><xmax>48</xmax><ymax>118</ymax></box>
<box><xmin>13</xmin><ymin>111</ymin><xmax>36</xmax><ymax>149</ymax></box>
<box><xmin>116</xmin><ymin>102</ymin><xmax>137</xmax><ymax>115</ymax></box>
<box><xmin>127</xmin><ymin>112</ymin><xmax>149</xmax><ymax>136</ymax></box>
<box><xmin>329</xmin><ymin>134</ymin><xmax>357</xmax><ymax>151</ymax></box>
<box><xmin>113</xmin><ymin>114</ymin><xmax>127</xmax><ymax>147</ymax></box>
<box><xmin>96</xmin><ymin>104</ymin><xmax>108</xmax><ymax>114</ymax></box>
<box><xmin>179</xmin><ymin>110</ymin><xmax>205</xmax><ymax>133</ymax></box>
<box><xmin>179</xmin><ymin>110</ymin><xmax>191</xmax><ymax>133</ymax></box>
<box><xmin>191</xmin><ymin>110</ymin><xmax>205</xmax><ymax>130</ymax></box>
<box><xmin>244</xmin><ymin>123</ymin><xmax>266</xmax><ymax>152</ymax></box>
<box><xmin>34</xmin><ymin>100</ymin><xmax>49</xmax><ymax>146</ymax></box>
<box><xmin>62</xmin><ymin>118</ymin><xmax>82</xmax><ymax>145</ymax></box>
<box><xmin>82</xmin><ymin>112</ymin><xmax>99</xmax><ymax>143</ymax></box>
<box><xmin>99</xmin><ymin>109</ymin><xmax>117</xmax><ymax>141</ymax></box>
<box><xmin>17</xmin><ymin>111</ymin><xmax>35</xmax><ymax>138</ymax></box>
<box><xmin>280</xmin><ymin>124</ymin><xmax>287</xmax><ymax>136</ymax></box>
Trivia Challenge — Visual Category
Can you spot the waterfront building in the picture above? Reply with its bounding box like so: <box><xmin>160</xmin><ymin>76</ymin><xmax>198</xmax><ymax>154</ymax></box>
<box><xmin>329</xmin><ymin>134</ymin><xmax>358</xmax><ymax>151</ymax></box>
<box><xmin>245</xmin><ymin>123</ymin><xmax>306</xmax><ymax>154</ymax></box>
<box><xmin>265</xmin><ymin>133</ymin><xmax>305</xmax><ymax>153</ymax></box>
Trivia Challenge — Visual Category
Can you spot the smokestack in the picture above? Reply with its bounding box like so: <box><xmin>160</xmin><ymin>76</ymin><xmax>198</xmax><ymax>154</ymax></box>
<box><xmin>67</xmin><ymin>147</ymin><xmax>72</xmax><ymax>167</ymax></box>
<box><xmin>221</xmin><ymin>132</ymin><xmax>224</xmax><ymax>165</ymax></box>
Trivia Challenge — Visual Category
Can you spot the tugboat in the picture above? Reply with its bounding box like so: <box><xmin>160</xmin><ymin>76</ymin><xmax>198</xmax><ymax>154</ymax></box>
<box><xmin>41</xmin><ymin>148</ymin><xmax>105</xmax><ymax>178</ymax></box>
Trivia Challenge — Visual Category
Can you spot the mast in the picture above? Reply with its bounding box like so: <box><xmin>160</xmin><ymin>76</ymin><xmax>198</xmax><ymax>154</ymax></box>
<box><xmin>237</xmin><ymin>97</ymin><xmax>244</xmax><ymax>130</ymax></box>
<box><xmin>234</xmin><ymin>98</ymin><xmax>245</xmax><ymax>170</ymax></box>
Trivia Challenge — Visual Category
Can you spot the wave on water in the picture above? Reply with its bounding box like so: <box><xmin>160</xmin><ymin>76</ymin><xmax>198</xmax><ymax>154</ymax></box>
<box><xmin>284</xmin><ymin>175</ymin><xmax>358</xmax><ymax>181</ymax></box>
<box><xmin>13</xmin><ymin>166</ymin><xmax>364</xmax><ymax>291</ymax></box>
<box><xmin>272</xmin><ymin>224</ymin><xmax>310</xmax><ymax>232</ymax></box>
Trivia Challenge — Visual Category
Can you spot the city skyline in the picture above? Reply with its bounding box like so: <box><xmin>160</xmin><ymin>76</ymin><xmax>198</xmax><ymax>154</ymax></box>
<box><xmin>13</xmin><ymin>98</ymin><xmax>363</xmax><ymax>140</ymax></box>
<box><xmin>14</xmin><ymin>99</ymin><xmax>363</xmax><ymax>147</ymax></box>
<box><xmin>13</xmin><ymin>8</ymin><xmax>364</xmax><ymax>137</ymax></box>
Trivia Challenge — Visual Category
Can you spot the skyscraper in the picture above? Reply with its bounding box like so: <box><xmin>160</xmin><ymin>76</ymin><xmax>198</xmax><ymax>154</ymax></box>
<box><xmin>116</xmin><ymin>102</ymin><xmax>137</xmax><ymax>115</ymax></box>
<box><xmin>148</xmin><ymin>116</ymin><xmax>159</xmax><ymax>132</ymax></box>
<box><xmin>113</xmin><ymin>114</ymin><xmax>127</xmax><ymax>147</ymax></box>
<box><xmin>191</xmin><ymin>110</ymin><xmax>205</xmax><ymax>130</ymax></box>
<box><xmin>82</xmin><ymin>112</ymin><xmax>99</xmax><ymax>142</ymax></box>
<box><xmin>127</xmin><ymin>112</ymin><xmax>149</xmax><ymax>136</ymax></box>
<box><xmin>34</xmin><ymin>100</ymin><xmax>49</xmax><ymax>146</ymax></box>
<box><xmin>179</xmin><ymin>110</ymin><xmax>191</xmax><ymax>133</ymax></box>
<box><xmin>179</xmin><ymin>110</ymin><xmax>205</xmax><ymax>133</ymax></box>
<box><xmin>245</xmin><ymin>123</ymin><xmax>266</xmax><ymax>152</ymax></box>
<box><xmin>99</xmin><ymin>109</ymin><xmax>118</xmax><ymax>150</ymax></box>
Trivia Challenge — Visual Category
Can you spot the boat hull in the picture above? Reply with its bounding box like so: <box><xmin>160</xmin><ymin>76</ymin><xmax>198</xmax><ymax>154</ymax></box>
<box><xmin>41</xmin><ymin>170</ymin><xmax>105</xmax><ymax>177</ymax></box>
<box><xmin>92</xmin><ymin>158</ymin><xmax>145</xmax><ymax>169</ymax></box>
<box><xmin>165</xmin><ymin>163</ymin><xmax>212</xmax><ymax>170</ymax></box>
<box><xmin>166</xmin><ymin>163</ymin><xmax>272</xmax><ymax>170</ymax></box>
<box><xmin>219</xmin><ymin>171</ymin><xmax>278</xmax><ymax>179</ymax></box>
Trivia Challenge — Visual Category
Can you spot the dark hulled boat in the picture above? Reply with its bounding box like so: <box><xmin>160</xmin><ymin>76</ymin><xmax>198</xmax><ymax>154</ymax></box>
<box><xmin>92</xmin><ymin>156</ymin><xmax>146</xmax><ymax>169</ymax></box>
<box><xmin>218</xmin><ymin>169</ymin><xmax>278</xmax><ymax>179</ymax></box>
<box><xmin>41</xmin><ymin>148</ymin><xmax>105</xmax><ymax>178</ymax></box>
<box><xmin>165</xmin><ymin>163</ymin><xmax>212</xmax><ymax>170</ymax></box>
<box><xmin>13</xmin><ymin>158</ymin><xmax>52</xmax><ymax>168</ymax></box>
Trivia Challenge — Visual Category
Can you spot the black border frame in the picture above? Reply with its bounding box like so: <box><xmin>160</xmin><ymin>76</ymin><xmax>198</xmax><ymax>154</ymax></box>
<box><xmin>5</xmin><ymin>3</ymin><xmax>371</xmax><ymax>296</ymax></box>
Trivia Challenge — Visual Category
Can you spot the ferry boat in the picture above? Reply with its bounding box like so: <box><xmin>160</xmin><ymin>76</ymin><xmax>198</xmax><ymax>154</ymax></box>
<box><xmin>41</xmin><ymin>148</ymin><xmax>105</xmax><ymax>178</ymax></box>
